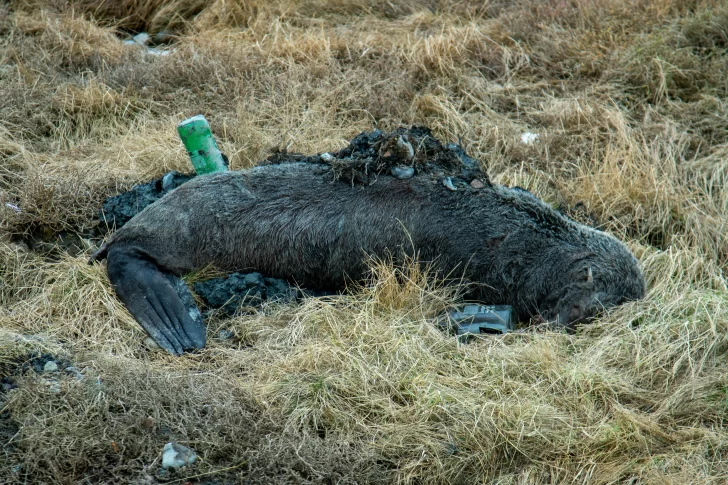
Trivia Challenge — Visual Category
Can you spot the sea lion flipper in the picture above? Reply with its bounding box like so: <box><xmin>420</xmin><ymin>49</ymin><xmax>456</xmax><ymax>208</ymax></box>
<box><xmin>106</xmin><ymin>247</ymin><xmax>206</xmax><ymax>355</ymax></box>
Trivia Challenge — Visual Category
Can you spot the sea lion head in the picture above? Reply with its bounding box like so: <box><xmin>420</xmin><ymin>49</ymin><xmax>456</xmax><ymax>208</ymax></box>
<box><xmin>540</xmin><ymin>236</ymin><xmax>646</xmax><ymax>329</ymax></box>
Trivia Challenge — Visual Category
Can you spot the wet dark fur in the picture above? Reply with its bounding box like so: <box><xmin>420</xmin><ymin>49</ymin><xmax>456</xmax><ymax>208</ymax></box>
<box><xmin>96</xmin><ymin>162</ymin><xmax>645</xmax><ymax>338</ymax></box>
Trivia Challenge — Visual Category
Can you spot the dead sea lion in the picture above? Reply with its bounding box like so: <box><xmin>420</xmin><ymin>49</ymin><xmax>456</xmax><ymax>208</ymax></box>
<box><xmin>91</xmin><ymin>162</ymin><xmax>645</xmax><ymax>355</ymax></box>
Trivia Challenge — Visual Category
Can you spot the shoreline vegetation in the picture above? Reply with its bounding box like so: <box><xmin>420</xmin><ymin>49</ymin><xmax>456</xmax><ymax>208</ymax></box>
<box><xmin>1</xmin><ymin>1</ymin><xmax>727</xmax><ymax>483</ymax></box>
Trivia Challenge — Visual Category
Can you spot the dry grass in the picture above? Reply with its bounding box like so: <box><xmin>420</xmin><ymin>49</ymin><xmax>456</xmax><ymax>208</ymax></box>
<box><xmin>1</xmin><ymin>0</ymin><xmax>728</xmax><ymax>483</ymax></box>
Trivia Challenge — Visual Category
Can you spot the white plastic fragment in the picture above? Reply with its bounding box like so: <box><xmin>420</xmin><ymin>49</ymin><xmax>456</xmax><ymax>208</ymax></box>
<box><xmin>5</xmin><ymin>202</ymin><xmax>21</xmax><ymax>213</ymax></box>
<box><xmin>320</xmin><ymin>152</ymin><xmax>335</xmax><ymax>162</ymax></box>
<box><xmin>520</xmin><ymin>132</ymin><xmax>540</xmax><ymax>145</ymax></box>
<box><xmin>443</xmin><ymin>177</ymin><xmax>457</xmax><ymax>191</ymax></box>
<box><xmin>147</xmin><ymin>47</ymin><xmax>171</xmax><ymax>56</ymax></box>
<box><xmin>133</xmin><ymin>32</ymin><xmax>151</xmax><ymax>46</ymax></box>
<box><xmin>162</xmin><ymin>442</ymin><xmax>197</xmax><ymax>468</ymax></box>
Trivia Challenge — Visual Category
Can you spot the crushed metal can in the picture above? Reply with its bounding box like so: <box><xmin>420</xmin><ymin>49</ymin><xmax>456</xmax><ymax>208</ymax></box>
<box><xmin>438</xmin><ymin>304</ymin><xmax>516</xmax><ymax>340</ymax></box>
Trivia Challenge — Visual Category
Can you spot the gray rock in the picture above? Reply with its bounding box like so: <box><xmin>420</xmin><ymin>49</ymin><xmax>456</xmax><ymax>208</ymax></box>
<box><xmin>391</xmin><ymin>166</ymin><xmax>414</xmax><ymax>179</ymax></box>
<box><xmin>43</xmin><ymin>361</ymin><xmax>58</xmax><ymax>373</ymax></box>
<box><xmin>162</xmin><ymin>442</ymin><xmax>197</xmax><ymax>468</ymax></box>
<box><xmin>217</xmin><ymin>329</ymin><xmax>234</xmax><ymax>340</ymax></box>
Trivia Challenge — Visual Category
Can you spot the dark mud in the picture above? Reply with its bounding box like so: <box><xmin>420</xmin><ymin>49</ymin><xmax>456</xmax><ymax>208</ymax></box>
<box><xmin>99</xmin><ymin>170</ymin><xmax>194</xmax><ymax>230</ymax></box>
<box><xmin>193</xmin><ymin>272</ymin><xmax>297</xmax><ymax>316</ymax></box>
<box><xmin>263</xmin><ymin>125</ymin><xmax>489</xmax><ymax>187</ymax></box>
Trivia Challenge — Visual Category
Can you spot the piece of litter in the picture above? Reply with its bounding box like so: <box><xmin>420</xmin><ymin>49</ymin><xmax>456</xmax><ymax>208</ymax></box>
<box><xmin>520</xmin><ymin>132</ymin><xmax>540</xmax><ymax>145</ymax></box>
<box><xmin>5</xmin><ymin>203</ymin><xmax>21</xmax><ymax>213</ymax></box>
<box><xmin>133</xmin><ymin>32</ymin><xmax>151</xmax><ymax>46</ymax></box>
<box><xmin>443</xmin><ymin>177</ymin><xmax>457</xmax><ymax>191</ymax></box>
<box><xmin>162</xmin><ymin>442</ymin><xmax>197</xmax><ymax>468</ymax></box>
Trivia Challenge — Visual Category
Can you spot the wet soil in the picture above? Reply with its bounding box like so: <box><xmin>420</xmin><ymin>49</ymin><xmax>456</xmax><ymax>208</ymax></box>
<box><xmin>100</xmin><ymin>170</ymin><xmax>194</xmax><ymax>230</ymax></box>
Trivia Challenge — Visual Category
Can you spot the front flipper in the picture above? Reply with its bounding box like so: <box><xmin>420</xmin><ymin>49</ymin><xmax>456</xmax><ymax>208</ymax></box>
<box><xmin>106</xmin><ymin>247</ymin><xmax>206</xmax><ymax>355</ymax></box>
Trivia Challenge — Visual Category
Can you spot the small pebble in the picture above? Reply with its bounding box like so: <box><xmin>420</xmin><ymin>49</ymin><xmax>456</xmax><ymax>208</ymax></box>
<box><xmin>141</xmin><ymin>416</ymin><xmax>155</xmax><ymax>429</ymax></box>
<box><xmin>470</xmin><ymin>179</ymin><xmax>485</xmax><ymax>189</ymax></box>
<box><xmin>217</xmin><ymin>329</ymin><xmax>234</xmax><ymax>340</ymax></box>
<box><xmin>443</xmin><ymin>177</ymin><xmax>457</xmax><ymax>191</ymax></box>
<box><xmin>43</xmin><ymin>361</ymin><xmax>58</xmax><ymax>373</ymax></box>
<box><xmin>391</xmin><ymin>166</ymin><xmax>414</xmax><ymax>179</ymax></box>
<box><xmin>320</xmin><ymin>152</ymin><xmax>335</xmax><ymax>162</ymax></box>
<box><xmin>161</xmin><ymin>171</ymin><xmax>176</xmax><ymax>190</ymax></box>
<box><xmin>162</xmin><ymin>442</ymin><xmax>197</xmax><ymax>468</ymax></box>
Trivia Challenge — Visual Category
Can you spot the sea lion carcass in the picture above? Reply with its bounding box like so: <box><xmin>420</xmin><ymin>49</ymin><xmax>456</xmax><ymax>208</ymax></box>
<box><xmin>91</xmin><ymin>162</ymin><xmax>645</xmax><ymax>355</ymax></box>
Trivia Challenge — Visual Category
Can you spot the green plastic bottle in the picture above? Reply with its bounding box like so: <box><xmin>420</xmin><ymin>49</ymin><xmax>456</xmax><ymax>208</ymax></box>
<box><xmin>176</xmin><ymin>115</ymin><xmax>228</xmax><ymax>175</ymax></box>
